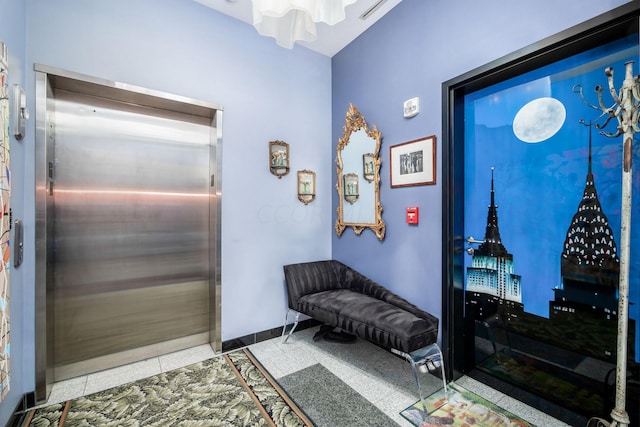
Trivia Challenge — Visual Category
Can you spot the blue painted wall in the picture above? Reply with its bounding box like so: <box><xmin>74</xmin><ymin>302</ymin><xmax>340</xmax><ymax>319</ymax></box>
<box><xmin>331</xmin><ymin>0</ymin><xmax>632</xmax><ymax>341</ymax></box>
<box><xmin>0</xmin><ymin>0</ymin><xmax>633</xmax><ymax>425</ymax></box>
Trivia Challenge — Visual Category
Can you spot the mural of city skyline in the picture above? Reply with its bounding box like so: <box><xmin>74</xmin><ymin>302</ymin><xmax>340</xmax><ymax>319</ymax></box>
<box><xmin>463</xmin><ymin>36</ymin><xmax>639</xmax><ymax>362</ymax></box>
<box><xmin>465</xmin><ymin>138</ymin><xmax>630</xmax><ymax>359</ymax></box>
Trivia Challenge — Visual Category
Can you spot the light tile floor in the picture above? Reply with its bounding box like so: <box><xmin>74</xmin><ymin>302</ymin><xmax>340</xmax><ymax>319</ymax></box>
<box><xmin>41</xmin><ymin>344</ymin><xmax>217</xmax><ymax>406</ymax></box>
<box><xmin>41</xmin><ymin>327</ymin><xmax>570</xmax><ymax>426</ymax></box>
<box><xmin>251</xmin><ymin>327</ymin><xmax>570</xmax><ymax>427</ymax></box>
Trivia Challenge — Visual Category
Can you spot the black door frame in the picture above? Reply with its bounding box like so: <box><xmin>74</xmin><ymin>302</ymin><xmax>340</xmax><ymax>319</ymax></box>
<box><xmin>440</xmin><ymin>0</ymin><xmax>640</xmax><ymax>384</ymax></box>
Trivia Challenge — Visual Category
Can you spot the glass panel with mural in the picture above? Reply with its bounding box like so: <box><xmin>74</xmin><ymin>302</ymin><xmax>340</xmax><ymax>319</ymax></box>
<box><xmin>463</xmin><ymin>34</ymin><xmax>639</xmax><ymax>422</ymax></box>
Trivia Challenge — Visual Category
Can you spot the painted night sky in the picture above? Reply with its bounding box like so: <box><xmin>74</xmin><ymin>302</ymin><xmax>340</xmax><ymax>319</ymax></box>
<box><xmin>463</xmin><ymin>36</ymin><xmax>640</xmax><ymax>360</ymax></box>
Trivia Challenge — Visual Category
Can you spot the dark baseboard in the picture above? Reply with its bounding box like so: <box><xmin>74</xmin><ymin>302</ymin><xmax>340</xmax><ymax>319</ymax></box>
<box><xmin>222</xmin><ymin>319</ymin><xmax>320</xmax><ymax>353</ymax></box>
<box><xmin>8</xmin><ymin>391</ymin><xmax>36</xmax><ymax>427</ymax></box>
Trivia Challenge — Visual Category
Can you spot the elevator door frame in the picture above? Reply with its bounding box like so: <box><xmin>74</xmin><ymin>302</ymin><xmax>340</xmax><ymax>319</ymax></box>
<box><xmin>34</xmin><ymin>64</ymin><xmax>223</xmax><ymax>403</ymax></box>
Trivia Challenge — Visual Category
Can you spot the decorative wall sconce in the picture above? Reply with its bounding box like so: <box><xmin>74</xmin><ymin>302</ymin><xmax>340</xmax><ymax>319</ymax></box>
<box><xmin>343</xmin><ymin>173</ymin><xmax>359</xmax><ymax>204</ymax></box>
<box><xmin>297</xmin><ymin>170</ymin><xmax>316</xmax><ymax>205</ymax></box>
<box><xmin>269</xmin><ymin>140</ymin><xmax>289</xmax><ymax>178</ymax></box>
<box><xmin>362</xmin><ymin>153</ymin><xmax>375</xmax><ymax>182</ymax></box>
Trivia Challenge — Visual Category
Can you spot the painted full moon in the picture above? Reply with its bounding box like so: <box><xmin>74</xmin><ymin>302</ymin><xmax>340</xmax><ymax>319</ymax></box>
<box><xmin>513</xmin><ymin>97</ymin><xmax>566</xmax><ymax>143</ymax></box>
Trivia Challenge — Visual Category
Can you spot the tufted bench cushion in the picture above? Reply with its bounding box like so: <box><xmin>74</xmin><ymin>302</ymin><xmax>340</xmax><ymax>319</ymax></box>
<box><xmin>283</xmin><ymin>260</ymin><xmax>438</xmax><ymax>353</ymax></box>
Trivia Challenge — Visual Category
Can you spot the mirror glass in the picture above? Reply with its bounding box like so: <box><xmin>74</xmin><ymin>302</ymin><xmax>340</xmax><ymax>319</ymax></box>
<box><xmin>335</xmin><ymin>104</ymin><xmax>385</xmax><ymax>240</ymax></box>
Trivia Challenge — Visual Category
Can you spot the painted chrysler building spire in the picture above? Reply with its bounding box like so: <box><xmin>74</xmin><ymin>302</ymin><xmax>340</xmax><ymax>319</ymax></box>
<box><xmin>560</xmin><ymin>122</ymin><xmax>619</xmax><ymax>289</ymax></box>
<box><xmin>466</xmin><ymin>168</ymin><xmax>522</xmax><ymax>303</ymax></box>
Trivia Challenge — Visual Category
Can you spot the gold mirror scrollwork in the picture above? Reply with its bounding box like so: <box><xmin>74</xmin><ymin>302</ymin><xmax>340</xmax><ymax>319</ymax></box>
<box><xmin>269</xmin><ymin>140</ymin><xmax>289</xmax><ymax>178</ymax></box>
<box><xmin>335</xmin><ymin>104</ymin><xmax>385</xmax><ymax>240</ymax></box>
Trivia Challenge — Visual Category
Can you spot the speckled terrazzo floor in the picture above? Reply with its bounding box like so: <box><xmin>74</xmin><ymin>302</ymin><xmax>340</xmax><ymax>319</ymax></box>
<box><xmin>249</xmin><ymin>326</ymin><xmax>573</xmax><ymax>426</ymax></box>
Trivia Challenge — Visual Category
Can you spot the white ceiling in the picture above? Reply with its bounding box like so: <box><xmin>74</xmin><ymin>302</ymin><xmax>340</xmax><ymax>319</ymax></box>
<box><xmin>193</xmin><ymin>0</ymin><xmax>403</xmax><ymax>57</ymax></box>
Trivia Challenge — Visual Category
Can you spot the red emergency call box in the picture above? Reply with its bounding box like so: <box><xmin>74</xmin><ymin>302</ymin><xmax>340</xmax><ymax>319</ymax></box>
<box><xmin>406</xmin><ymin>206</ymin><xmax>419</xmax><ymax>224</ymax></box>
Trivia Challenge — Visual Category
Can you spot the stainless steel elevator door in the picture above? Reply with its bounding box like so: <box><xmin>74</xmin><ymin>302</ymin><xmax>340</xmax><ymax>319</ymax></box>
<box><xmin>52</xmin><ymin>90</ymin><xmax>212</xmax><ymax>379</ymax></box>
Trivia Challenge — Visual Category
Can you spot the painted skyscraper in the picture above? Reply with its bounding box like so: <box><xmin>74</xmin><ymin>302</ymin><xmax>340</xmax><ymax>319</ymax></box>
<box><xmin>554</xmin><ymin>128</ymin><xmax>619</xmax><ymax>310</ymax></box>
<box><xmin>550</xmin><ymin>125</ymin><xmax>622</xmax><ymax>358</ymax></box>
<box><xmin>466</xmin><ymin>168</ymin><xmax>523</xmax><ymax>320</ymax></box>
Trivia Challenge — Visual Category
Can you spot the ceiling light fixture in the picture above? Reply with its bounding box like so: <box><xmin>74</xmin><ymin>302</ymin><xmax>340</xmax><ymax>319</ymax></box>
<box><xmin>252</xmin><ymin>0</ymin><xmax>357</xmax><ymax>49</ymax></box>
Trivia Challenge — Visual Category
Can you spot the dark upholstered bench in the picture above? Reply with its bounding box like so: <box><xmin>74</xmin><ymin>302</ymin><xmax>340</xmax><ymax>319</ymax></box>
<box><xmin>280</xmin><ymin>260</ymin><xmax>446</xmax><ymax>407</ymax></box>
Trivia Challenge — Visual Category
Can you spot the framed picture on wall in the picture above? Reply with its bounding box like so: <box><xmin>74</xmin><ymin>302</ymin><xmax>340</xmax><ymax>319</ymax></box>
<box><xmin>389</xmin><ymin>135</ymin><xmax>436</xmax><ymax>188</ymax></box>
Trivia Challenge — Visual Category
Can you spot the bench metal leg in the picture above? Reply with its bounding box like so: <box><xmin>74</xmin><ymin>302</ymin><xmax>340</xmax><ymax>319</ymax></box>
<box><xmin>392</xmin><ymin>343</ymin><xmax>448</xmax><ymax>417</ymax></box>
<box><xmin>281</xmin><ymin>309</ymin><xmax>300</xmax><ymax>344</ymax></box>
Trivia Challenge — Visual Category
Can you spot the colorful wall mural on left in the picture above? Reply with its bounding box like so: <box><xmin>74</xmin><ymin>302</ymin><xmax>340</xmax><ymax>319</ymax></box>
<box><xmin>0</xmin><ymin>41</ymin><xmax>11</xmax><ymax>402</ymax></box>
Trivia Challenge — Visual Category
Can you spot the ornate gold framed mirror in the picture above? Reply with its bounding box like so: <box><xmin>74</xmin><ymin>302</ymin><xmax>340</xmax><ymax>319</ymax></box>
<box><xmin>335</xmin><ymin>103</ymin><xmax>385</xmax><ymax>240</ymax></box>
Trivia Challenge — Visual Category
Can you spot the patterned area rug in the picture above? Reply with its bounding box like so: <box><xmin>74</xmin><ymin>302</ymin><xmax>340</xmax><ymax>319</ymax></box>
<box><xmin>400</xmin><ymin>383</ymin><xmax>532</xmax><ymax>427</ymax></box>
<box><xmin>21</xmin><ymin>349</ymin><xmax>313</xmax><ymax>426</ymax></box>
